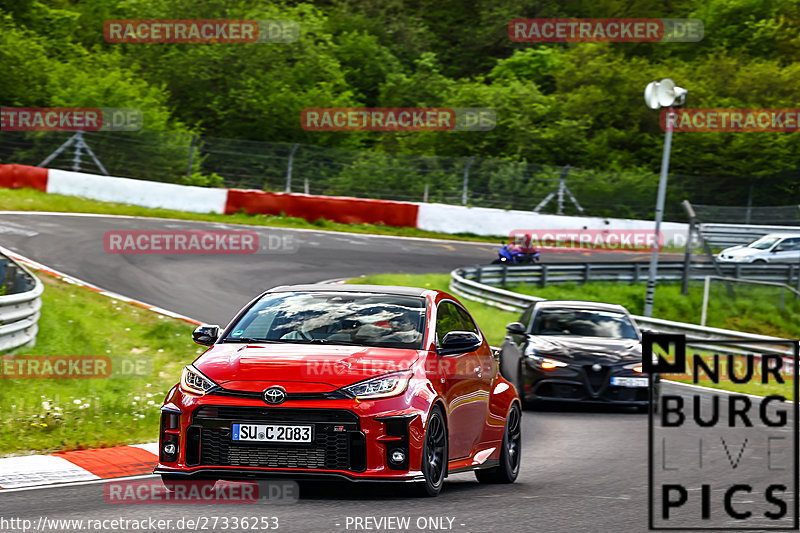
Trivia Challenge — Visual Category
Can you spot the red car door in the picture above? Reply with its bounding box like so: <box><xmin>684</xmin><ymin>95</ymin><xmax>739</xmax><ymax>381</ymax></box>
<box><xmin>435</xmin><ymin>301</ymin><xmax>491</xmax><ymax>460</ymax></box>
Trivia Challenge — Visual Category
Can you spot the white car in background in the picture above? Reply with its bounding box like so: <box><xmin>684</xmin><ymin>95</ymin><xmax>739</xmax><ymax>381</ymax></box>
<box><xmin>718</xmin><ymin>233</ymin><xmax>800</xmax><ymax>263</ymax></box>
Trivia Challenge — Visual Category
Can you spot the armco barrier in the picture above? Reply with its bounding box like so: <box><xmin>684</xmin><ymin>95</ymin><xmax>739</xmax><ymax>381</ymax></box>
<box><xmin>463</xmin><ymin>261</ymin><xmax>800</xmax><ymax>287</ymax></box>
<box><xmin>701</xmin><ymin>222</ymin><xmax>800</xmax><ymax>248</ymax></box>
<box><xmin>1</xmin><ymin>164</ymin><xmax>691</xmax><ymax>236</ymax></box>
<box><xmin>224</xmin><ymin>189</ymin><xmax>420</xmax><ymax>226</ymax></box>
<box><xmin>0</xmin><ymin>164</ymin><xmax>48</xmax><ymax>191</ymax></box>
<box><xmin>0</xmin><ymin>247</ymin><xmax>43</xmax><ymax>352</ymax></box>
<box><xmin>450</xmin><ymin>265</ymin><xmax>793</xmax><ymax>357</ymax></box>
<box><xmin>416</xmin><ymin>202</ymin><xmax>689</xmax><ymax>242</ymax></box>
<box><xmin>47</xmin><ymin>169</ymin><xmax>228</xmax><ymax>214</ymax></box>
<box><xmin>1</xmin><ymin>165</ymin><xmax>420</xmax><ymax>227</ymax></box>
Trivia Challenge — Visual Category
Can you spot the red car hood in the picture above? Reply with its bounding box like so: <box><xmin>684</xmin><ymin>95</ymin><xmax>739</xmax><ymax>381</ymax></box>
<box><xmin>194</xmin><ymin>343</ymin><xmax>423</xmax><ymax>392</ymax></box>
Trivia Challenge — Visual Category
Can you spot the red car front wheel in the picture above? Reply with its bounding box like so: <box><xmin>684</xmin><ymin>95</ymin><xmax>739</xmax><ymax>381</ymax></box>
<box><xmin>416</xmin><ymin>406</ymin><xmax>447</xmax><ymax>497</ymax></box>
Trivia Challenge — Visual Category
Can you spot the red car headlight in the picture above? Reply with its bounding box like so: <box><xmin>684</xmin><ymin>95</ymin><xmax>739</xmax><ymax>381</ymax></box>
<box><xmin>180</xmin><ymin>365</ymin><xmax>218</xmax><ymax>395</ymax></box>
<box><xmin>341</xmin><ymin>371</ymin><xmax>411</xmax><ymax>400</ymax></box>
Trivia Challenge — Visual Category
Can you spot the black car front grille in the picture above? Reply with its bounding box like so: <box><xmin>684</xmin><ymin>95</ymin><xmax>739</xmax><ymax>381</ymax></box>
<box><xmin>535</xmin><ymin>382</ymin><xmax>584</xmax><ymax>399</ymax></box>
<box><xmin>606</xmin><ymin>387</ymin><xmax>649</xmax><ymax>402</ymax></box>
<box><xmin>531</xmin><ymin>364</ymin><xmax>649</xmax><ymax>404</ymax></box>
<box><xmin>200</xmin><ymin>426</ymin><xmax>351</xmax><ymax>470</ymax></box>
<box><xmin>190</xmin><ymin>406</ymin><xmax>366</xmax><ymax>472</ymax></box>
<box><xmin>583</xmin><ymin>365</ymin><xmax>611</xmax><ymax>394</ymax></box>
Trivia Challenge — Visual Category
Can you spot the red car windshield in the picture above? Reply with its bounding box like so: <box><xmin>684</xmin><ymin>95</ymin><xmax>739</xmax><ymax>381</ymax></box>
<box><xmin>223</xmin><ymin>292</ymin><xmax>427</xmax><ymax>349</ymax></box>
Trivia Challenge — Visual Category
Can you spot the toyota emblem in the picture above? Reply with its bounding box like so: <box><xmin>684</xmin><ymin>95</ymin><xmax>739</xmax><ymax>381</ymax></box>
<box><xmin>592</xmin><ymin>364</ymin><xmax>602</xmax><ymax>372</ymax></box>
<box><xmin>263</xmin><ymin>387</ymin><xmax>287</xmax><ymax>405</ymax></box>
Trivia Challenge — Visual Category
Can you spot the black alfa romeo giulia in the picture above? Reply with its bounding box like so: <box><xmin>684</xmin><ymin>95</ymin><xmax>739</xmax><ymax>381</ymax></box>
<box><xmin>498</xmin><ymin>300</ymin><xmax>658</xmax><ymax>410</ymax></box>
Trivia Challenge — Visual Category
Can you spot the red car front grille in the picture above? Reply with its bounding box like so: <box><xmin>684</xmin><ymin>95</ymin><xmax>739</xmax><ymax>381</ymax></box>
<box><xmin>188</xmin><ymin>406</ymin><xmax>366</xmax><ymax>472</ymax></box>
<box><xmin>199</xmin><ymin>427</ymin><xmax>351</xmax><ymax>470</ymax></box>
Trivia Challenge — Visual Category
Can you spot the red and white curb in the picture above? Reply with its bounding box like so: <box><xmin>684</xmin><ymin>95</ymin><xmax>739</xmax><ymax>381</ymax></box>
<box><xmin>0</xmin><ymin>444</ymin><xmax>158</xmax><ymax>490</ymax></box>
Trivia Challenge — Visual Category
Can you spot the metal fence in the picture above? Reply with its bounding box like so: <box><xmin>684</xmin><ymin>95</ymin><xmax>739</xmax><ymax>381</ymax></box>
<box><xmin>463</xmin><ymin>261</ymin><xmax>800</xmax><ymax>289</ymax></box>
<box><xmin>700</xmin><ymin>222</ymin><xmax>800</xmax><ymax>248</ymax></box>
<box><xmin>693</xmin><ymin>203</ymin><xmax>800</xmax><ymax>226</ymax></box>
<box><xmin>0</xmin><ymin>248</ymin><xmax>43</xmax><ymax>352</ymax></box>
<box><xmin>450</xmin><ymin>266</ymin><xmax>793</xmax><ymax>357</ymax></box>
<box><xmin>0</xmin><ymin>129</ymin><xmax>765</xmax><ymax>221</ymax></box>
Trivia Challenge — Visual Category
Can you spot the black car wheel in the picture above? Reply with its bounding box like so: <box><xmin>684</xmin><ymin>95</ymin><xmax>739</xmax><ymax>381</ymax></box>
<box><xmin>416</xmin><ymin>406</ymin><xmax>448</xmax><ymax>497</ymax></box>
<box><xmin>517</xmin><ymin>360</ymin><xmax>534</xmax><ymax>409</ymax></box>
<box><xmin>476</xmin><ymin>402</ymin><xmax>522</xmax><ymax>484</ymax></box>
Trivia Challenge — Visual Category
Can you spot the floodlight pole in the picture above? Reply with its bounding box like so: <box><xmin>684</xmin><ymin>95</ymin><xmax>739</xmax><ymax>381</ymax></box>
<box><xmin>643</xmin><ymin>111</ymin><xmax>674</xmax><ymax>318</ymax></box>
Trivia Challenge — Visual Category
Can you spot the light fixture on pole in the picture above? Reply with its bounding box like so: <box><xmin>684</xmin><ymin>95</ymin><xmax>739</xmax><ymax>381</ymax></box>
<box><xmin>642</xmin><ymin>78</ymin><xmax>687</xmax><ymax>318</ymax></box>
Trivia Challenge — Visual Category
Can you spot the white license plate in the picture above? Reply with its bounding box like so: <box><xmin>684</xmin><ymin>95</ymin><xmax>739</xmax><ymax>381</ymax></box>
<box><xmin>232</xmin><ymin>423</ymin><xmax>312</xmax><ymax>443</ymax></box>
<box><xmin>610</xmin><ymin>377</ymin><xmax>648</xmax><ymax>388</ymax></box>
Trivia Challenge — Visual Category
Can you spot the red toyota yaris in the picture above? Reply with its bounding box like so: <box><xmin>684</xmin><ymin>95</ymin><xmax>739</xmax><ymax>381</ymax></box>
<box><xmin>155</xmin><ymin>284</ymin><xmax>521</xmax><ymax>496</ymax></box>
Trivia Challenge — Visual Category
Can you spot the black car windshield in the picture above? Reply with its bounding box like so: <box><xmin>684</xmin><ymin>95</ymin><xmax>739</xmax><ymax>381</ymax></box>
<box><xmin>531</xmin><ymin>309</ymin><xmax>638</xmax><ymax>339</ymax></box>
<box><xmin>222</xmin><ymin>292</ymin><xmax>427</xmax><ymax>350</ymax></box>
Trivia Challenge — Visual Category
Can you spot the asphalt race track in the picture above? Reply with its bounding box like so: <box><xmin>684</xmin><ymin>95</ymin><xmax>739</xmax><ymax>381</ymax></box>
<box><xmin>0</xmin><ymin>212</ymin><xmax>705</xmax><ymax>533</ymax></box>
<box><xmin>0</xmin><ymin>404</ymin><xmax>652</xmax><ymax>533</ymax></box>
<box><xmin>0</xmin><ymin>212</ymin><xmax>671</xmax><ymax>325</ymax></box>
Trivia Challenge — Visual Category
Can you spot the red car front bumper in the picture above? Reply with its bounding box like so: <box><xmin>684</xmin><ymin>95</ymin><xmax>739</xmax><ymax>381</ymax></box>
<box><xmin>154</xmin><ymin>384</ymin><xmax>435</xmax><ymax>481</ymax></box>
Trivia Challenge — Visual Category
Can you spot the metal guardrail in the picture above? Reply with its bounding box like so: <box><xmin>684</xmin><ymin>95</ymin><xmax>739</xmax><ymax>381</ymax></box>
<box><xmin>700</xmin><ymin>223</ymin><xmax>800</xmax><ymax>248</ymax></box>
<box><xmin>450</xmin><ymin>265</ymin><xmax>793</xmax><ymax>357</ymax></box>
<box><xmin>464</xmin><ymin>261</ymin><xmax>800</xmax><ymax>288</ymax></box>
<box><xmin>0</xmin><ymin>247</ymin><xmax>43</xmax><ymax>352</ymax></box>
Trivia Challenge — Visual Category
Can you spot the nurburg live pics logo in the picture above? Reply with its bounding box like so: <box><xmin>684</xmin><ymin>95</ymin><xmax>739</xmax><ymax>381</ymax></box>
<box><xmin>644</xmin><ymin>332</ymin><xmax>800</xmax><ymax>530</ymax></box>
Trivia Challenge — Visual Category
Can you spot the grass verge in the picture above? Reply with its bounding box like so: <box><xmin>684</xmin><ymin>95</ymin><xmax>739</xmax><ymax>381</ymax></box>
<box><xmin>0</xmin><ymin>273</ymin><xmax>201</xmax><ymax>456</ymax></box>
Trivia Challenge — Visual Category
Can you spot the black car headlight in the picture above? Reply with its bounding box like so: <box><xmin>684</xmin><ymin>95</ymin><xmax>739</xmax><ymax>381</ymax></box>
<box><xmin>180</xmin><ymin>365</ymin><xmax>218</xmax><ymax>395</ymax></box>
<box><xmin>530</xmin><ymin>355</ymin><xmax>568</xmax><ymax>370</ymax></box>
<box><xmin>624</xmin><ymin>362</ymin><xmax>644</xmax><ymax>373</ymax></box>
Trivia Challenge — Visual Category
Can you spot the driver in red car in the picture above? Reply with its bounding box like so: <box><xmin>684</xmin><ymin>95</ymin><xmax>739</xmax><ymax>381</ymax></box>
<box><xmin>383</xmin><ymin>313</ymin><xmax>422</xmax><ymax>343</ymax></box>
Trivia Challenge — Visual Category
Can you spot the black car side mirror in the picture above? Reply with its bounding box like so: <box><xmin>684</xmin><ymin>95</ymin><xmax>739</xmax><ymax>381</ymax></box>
<box><xmin>506</xmin><ymin>322</ymin><xmax>526</xmax><ymax>335</ymax></box>
<box><xmin>439</xmin><ymin>331</ymin><xmax>482</xmax><ymax>356</ymax></box>
<box><xmin>193</xmin><ymin>324</ymin><xmax>220</xmax><ymax>346</ymax></box>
